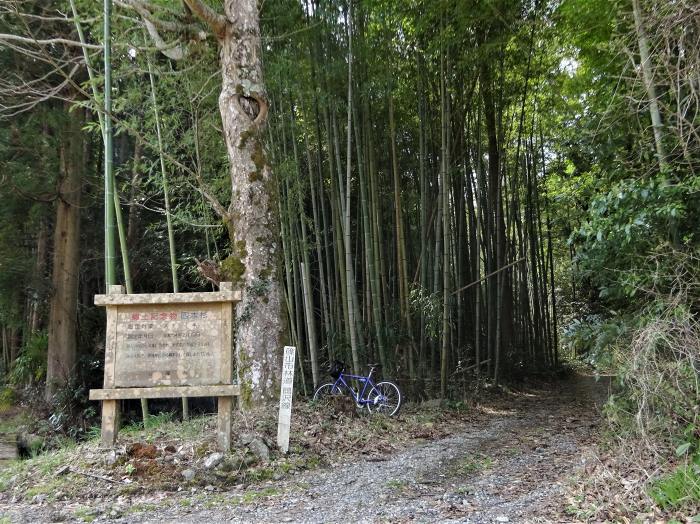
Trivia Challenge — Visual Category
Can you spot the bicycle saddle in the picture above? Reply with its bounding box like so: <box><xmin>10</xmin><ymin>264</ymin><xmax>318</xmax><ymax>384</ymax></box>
<box><xmin>367</xmin><ymin>363</ymin><xmax>380</xmax><ymax>368</ymax></box>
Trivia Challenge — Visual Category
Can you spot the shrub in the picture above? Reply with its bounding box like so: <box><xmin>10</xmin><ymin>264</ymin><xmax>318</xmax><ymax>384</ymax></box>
<box><xmin>617</xmin><ymin>306</ymin><xmax>700</xmax><ymax>444</ymax></box>
<box><xmin>8</xmin><ymin>332</ymin><xmax>47</xmax><ymax>385</ymax></box>
<box><xmin>562</xmin><ymin>314</ymin><xmax>626</xmax><ymax>367</ymax></box>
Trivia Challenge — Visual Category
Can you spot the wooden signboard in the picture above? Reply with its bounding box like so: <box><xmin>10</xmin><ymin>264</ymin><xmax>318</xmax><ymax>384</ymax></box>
<box><xmin>90</xmin><ymin>282</ymin><xmax>241</xmax><ymax>450</ymax></box>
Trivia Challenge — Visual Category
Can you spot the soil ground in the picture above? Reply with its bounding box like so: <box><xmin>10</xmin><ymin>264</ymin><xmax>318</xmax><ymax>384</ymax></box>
<box><xmin>0</xmin><ymin>374</ymin><xmax>611</xmax><ymax>523</ymax></box>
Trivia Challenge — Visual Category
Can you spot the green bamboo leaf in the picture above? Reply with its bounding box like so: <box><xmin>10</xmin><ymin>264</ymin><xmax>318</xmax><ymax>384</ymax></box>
<box><xmin>676</xmin><ymin>442</ymin><xmax>692</xmax><ymax>456</ymax></box>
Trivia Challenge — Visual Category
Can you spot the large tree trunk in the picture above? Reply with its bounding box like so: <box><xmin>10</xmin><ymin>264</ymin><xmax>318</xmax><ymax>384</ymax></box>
<box><xmin>46</xmin><ymin>106</ymin><xmax>84</xmax><ymax>402</ymax></box>
<box><xmin>218</xmin><ymin>0</ymin><xmax>284</xmax><ymax>404</ymax></box>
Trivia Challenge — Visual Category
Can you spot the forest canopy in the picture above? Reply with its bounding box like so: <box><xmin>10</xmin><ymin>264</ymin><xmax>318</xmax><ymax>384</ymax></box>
<box><xmin>0</xmin><ymin>0</ymin><xmax>698</xmax><ymax>450</ymax></box>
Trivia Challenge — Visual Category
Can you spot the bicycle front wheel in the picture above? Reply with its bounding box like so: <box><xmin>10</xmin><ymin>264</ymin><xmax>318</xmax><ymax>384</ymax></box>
<box><xmin>313</xmin><ymin>383</ymin><xmax>343</xmax><ymax>402</ymax></box>
<box><xmin>366</xmin><ymin>381</ymin><xmax>402</xmax><ymax>416</ymax></box>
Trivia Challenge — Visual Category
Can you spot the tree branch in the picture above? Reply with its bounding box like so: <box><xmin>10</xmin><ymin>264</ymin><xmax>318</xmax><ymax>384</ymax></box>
<box><xmin>191</xmin><ymin>107</ymin><xmax>228</xmax><ymax>220</ymax></box>
<box><xmin>182</xmin><ymin>0</ymin><xmax>227</xmax><ymax>40</ymax></box>
<box><xmin>0</xmin><ymin>33</ymin><xmax>102</xmax><ymax>49</ymax></box>
<box><xmin>116</xmin><ymin>0</ymin><xmax>212</xmax><ymax>60</ymax></box>
<box><xmin>113</xmin><ymin>0</ymin><xmax>204</xmax><ymax>36</ymax></box>
<box><xmin>142</xmin><ymin>18</ymin><xmax>188</xmax><ymax>60</ymax></box>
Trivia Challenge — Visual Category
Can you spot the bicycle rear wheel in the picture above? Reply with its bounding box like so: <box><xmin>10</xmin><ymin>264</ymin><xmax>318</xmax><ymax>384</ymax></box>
<box><xmin>366</xmin><ymin>381</ymin><xmax>402</xmax><ymax>416</ymax></box>
<box><xmin>313</xmin><ymin>383</ymin><xmax>343</xmax><ymax>402</ymax></box>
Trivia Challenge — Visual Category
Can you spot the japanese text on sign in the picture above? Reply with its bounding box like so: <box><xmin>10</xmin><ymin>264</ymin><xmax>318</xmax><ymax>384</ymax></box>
<box><xmin>277</xmin><ymin>346</ymin><xmax>296</xmax><ymax>453</ymax></box>
<box><xmin>113</xmin><ymin>303</ymin><xmax>222</xmax><ymax>387</ymax></box>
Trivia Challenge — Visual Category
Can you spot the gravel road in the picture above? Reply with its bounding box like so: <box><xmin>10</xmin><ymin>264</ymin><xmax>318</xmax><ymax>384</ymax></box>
<box><xmin>128</xmin><ymin>375</ymin><xmax>608</xmax><ymax>523</ymax></box>
<box><xmin>2</xmin><ymin>375</ymin><xmax>610</xmax><ymax>523</ymax></box>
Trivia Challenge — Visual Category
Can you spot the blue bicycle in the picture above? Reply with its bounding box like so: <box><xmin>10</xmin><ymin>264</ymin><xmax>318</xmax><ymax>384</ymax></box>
<box><xmin>312</xmin><ymin>361</ymin><xmax>402</xmax><ymax>416</ymax></box>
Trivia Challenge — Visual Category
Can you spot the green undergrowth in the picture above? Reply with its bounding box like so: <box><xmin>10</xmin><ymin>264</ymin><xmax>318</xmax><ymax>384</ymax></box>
<box><xmin>649</xmin><ymin>461</ymin><xmax>700</xmax><ymax>510</ymax></box>
<box><xmin>116</xmin><ymin>412</ymin><xmax>211</xmax><ymax>441</ymax></box>
<box><xmin>170</xmin><ymin>486</ymin><xmax>282</xmax><ymax>513</ymax></box>
<box><xmin>0</xmin><ymin>409</ymin><xmax>33</xmax><ymax>435</ymax></box>
<box><xmin>0</xmin><ymin>452</ymin><xmax>90</xmax><ymax>506</ymax></box>
<box><xmin>563</xmin><ymin>297</ymin><xmax>700</xmax><ymax>520</ymax></box>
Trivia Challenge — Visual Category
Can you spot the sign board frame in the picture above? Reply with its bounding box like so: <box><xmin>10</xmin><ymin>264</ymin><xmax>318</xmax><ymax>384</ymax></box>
<box><xmin>90</xmin><ymin>282</ymin><xmax>241</xmax><ymax>450</ymax></box>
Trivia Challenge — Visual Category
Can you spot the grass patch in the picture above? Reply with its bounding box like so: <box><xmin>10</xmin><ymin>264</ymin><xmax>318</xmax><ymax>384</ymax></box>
<box><xmin>564</xmin><ymin>494</ymin><xmax>598</xmax><ymax>520</ymax></box>
<box><xmin>245</xmin><ymin>466</ymin><xmax>274</xmax><ymax>482</ymax></box>
<box><xmin>0</xmin><ymin>409</ymin><xmax>31</xmax><ymax>433</ymax></box>
<box><xmin>73</xmin><ymin>506</ymin><xmax>98</xmax><ymax>522</ymax></box>
<box><xmin>127</xmin><ymin>503</ymin><xmax>159</xmax><ymax>515</ymax></box>
<box><xmin>0</xmin><ymin>445</ymin><xmax>89</xmax><ymax>502</ymax></box>
<box><xmin>385</xmin><ymin>479</ymin><xmax>407</xmax><ymax>490</ymax></box>
<box><xmin>649</xmin><ymin>462</ymin><xmax>700</xmax><ymax>509</ymax></box>
<box><xmin>188</xmin><ymin>488</ymin><xmax>279</xmax><ymax>509</ymax></box>
<box><xmin>35</xmin><ymin>446</ymin><xmax>78</xmax><ymax>475</ymax></box>
<box><xmin>199</xmin><ymin>493</ymin><xmax>231</xmax><ymax>509</ymax></box>
<box><xmin>244</xmin><ymin>487</ymin><xmax>278</xmax><ymax>502</ymax></box>
<box><xmin>0</xmin><ymin>461</ymin><xmax>21</xmax><ymax>491</ymax></box>
<box><xmin>25</xmin><ymin>478</ymin><xmax>66</xmax><ymax>501</ymax></box>
<box><xmin>457</xmin><ymin>453</ymin><xmax>493</xmax><ymax>475</ymax></box>
<box><xmin>120</xmin><ymin>412</ymin><xmax>213</xmax><ymax>441</ymax></box>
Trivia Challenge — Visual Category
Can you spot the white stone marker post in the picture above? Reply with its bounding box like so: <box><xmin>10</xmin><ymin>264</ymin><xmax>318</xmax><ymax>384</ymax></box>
<box><xmin>277</xmin><ymin>346</ymin><xmax>296</xmax><ymax>453</ymax></box>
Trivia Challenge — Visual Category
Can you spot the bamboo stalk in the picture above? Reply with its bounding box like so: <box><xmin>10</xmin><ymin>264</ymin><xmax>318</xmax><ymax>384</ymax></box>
<box><xmin>103</xmin><ymin>0</ymin><xmax>116</xmax><ymax>288</ymax></box>
<box><xmin>343</xmin><ymin>1</ymin><xmax>360</xmax><ymax>375</ymax></box>
<box><xmin>147</xmin><ymin>50</ymin><xmax>186</xmax><ymax>421</ymax></box>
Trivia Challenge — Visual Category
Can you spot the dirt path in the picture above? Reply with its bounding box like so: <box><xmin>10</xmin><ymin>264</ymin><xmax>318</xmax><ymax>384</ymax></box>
<box><xmin>2</xmin><ymin>375</ymin><xmax>610</xmax><ymax>523</ymax></box>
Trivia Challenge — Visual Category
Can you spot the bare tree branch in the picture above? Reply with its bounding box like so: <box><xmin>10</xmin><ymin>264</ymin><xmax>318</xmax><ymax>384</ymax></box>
<box><xmin>182</xmin><ymin>0</ymin><xmax>227</xmax><ymax>40</ymax></box>
<box><xmin>115</xmin><ymin>0</ymin><xmax>209</xmax><ymax>60</ymax></box>
<box><xmin>142</xmin><ymin>18</ymin><xmax>188</xmax><ymax>60</ymax></box>
<box><xmin>0</xmin><ymin>33</ymin><xmax>102</xmax><ymax>49</ymax></box>
<box><xmin>113</xmin><ymin>0</ymin><xmax>202</xmax><ymax>35</ymax></box>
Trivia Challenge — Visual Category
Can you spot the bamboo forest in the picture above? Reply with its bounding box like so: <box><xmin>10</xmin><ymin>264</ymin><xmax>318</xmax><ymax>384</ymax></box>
<box><xmin>0</xmin><ymin>0</ymin><xmax>699</xmax><ymax>521</ymax></box>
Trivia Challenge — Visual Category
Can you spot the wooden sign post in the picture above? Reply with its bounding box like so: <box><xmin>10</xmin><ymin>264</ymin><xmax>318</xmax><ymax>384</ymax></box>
<box><xmin>90</xmin><ymin>282</ymin><xmax>241</xmax><ymax>451</ymax></box>
<box><xmin>276</xmin><ymin>346</ymin><xmax>296</xmax><ymax>454</ymax></box>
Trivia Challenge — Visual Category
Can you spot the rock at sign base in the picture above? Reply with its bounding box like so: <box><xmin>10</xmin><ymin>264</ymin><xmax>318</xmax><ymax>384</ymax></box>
<box><xmin>181</xmin><ymin>469</ymin><xmax>196</xmax><ymax>481</ymax></box>
<box><xmin>55</xmin><ymin>465</ymin><xmax>71</xmax><ymax>476</ymax></box>
<box><xmin>238</xmin><ymin>432</ymin><xmax>255</xmax><ymax>446</ymax></box>
<box><xmin>248</xmin><ymin>438</ymin><xmax>270</xmax><ymax>462</ymax></box>
<box><xmin>104</xmin><ymin>450</ymin><xmax>118</xmax><ymax>466</ymax></box>
<box><xmin>203</xmin><ymin>452</ymin><xmax>224</xmax><ymax>469</ymax></box>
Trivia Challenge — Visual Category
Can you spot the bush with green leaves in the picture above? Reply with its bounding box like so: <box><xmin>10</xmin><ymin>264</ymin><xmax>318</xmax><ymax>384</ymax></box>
<box><xmin>573</xmin><ymin>175</ymin><xmax>699</xmax><ymax>306</ymax></box>
<box><xmin>562</xmin><ymin>314</ymin><xmax>626</xmax><ymax>367</ymax></box>
<box><xmin>8</xmin><ymin>332</ymin><xmax>47</xmax><ymax>385</ymax></box>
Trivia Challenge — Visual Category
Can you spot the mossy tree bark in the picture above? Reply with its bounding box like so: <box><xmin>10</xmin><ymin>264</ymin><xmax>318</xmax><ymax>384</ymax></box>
<box><xmin>216</xmin><ymin>0</ymin><xmax>284</xmax><ymax>404</ymax></box>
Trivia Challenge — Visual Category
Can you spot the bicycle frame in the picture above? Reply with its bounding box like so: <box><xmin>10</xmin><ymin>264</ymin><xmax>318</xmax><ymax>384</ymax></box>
<box><xmin>331</xmin><ymin>370</ymin><xmax>378</xmax><ymax>406</ymax></box>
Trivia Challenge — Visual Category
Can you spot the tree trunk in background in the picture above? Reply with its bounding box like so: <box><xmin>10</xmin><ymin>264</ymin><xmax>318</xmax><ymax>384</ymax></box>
<box><xmin>361</xmin><ymin>99</ymin><xmax>386</xmax><ymax>370</ymax></box>
<box><xmin>389</xmin><ymin>95</ymin><xmax>410</xmax><ymax>335</ymax></box>
<box><xmin>29</xmin><ymin>218</ymin><xmax>49</xmax><ymax>334</ymax></box>
<box><xmin>46</xmin><ymin>106</ymin><xmax>84</xmax><ymax>402</ymax></box>
<box><xmin>218</xmin><ymin>0</ymin><xmax>284</xmax><ymax>404</ymax></box>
